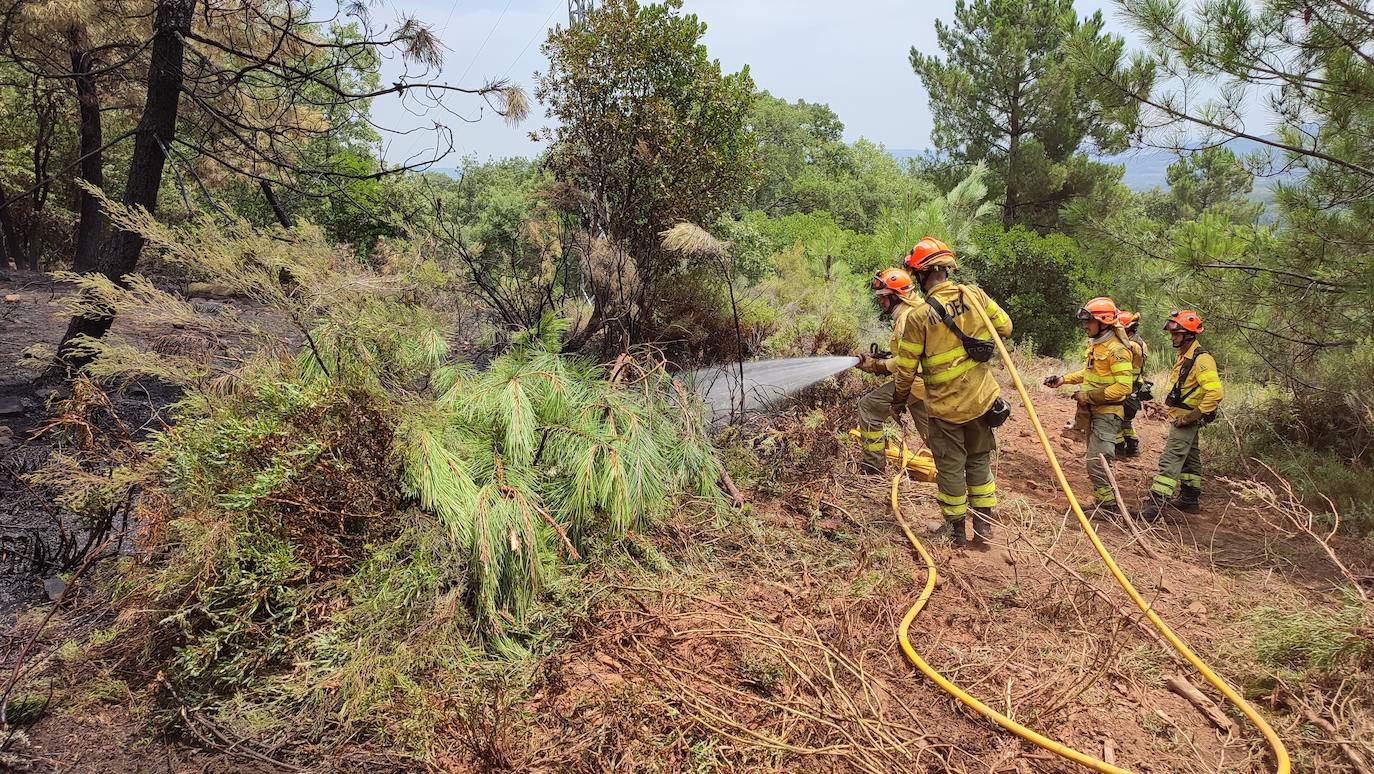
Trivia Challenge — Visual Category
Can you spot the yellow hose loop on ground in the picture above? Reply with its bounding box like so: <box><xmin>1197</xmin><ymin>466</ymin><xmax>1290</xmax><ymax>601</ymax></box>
<box><xmin>889</xmin><ymin>469</ymin><xmax>1133</xmax><ymax>773</ymax></box>
<box><xmin>888</xmin><ymin>300</ymin><xmax>1291</xmax><ymax>773</ymax></box>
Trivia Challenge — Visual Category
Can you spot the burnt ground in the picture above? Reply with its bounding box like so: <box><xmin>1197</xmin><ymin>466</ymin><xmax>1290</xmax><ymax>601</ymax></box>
<box><xmin>2</xmin><ymin>271</ymin><xmax>1372</xmax><ymax>771</ymax></box>
<box><xmin>1</xmin><ymin>270</ymin><xmax>78</xmax><ymax>615</ymax></box>
<box><xmin>0</xmin><ymin>270</ymin><xmax>291</xmax><ymax>618</ymax></box>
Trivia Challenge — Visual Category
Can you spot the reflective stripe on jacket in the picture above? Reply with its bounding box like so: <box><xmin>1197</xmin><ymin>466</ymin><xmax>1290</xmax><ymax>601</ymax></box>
<box><xmin>875</xmin><ymin>300</ymin><xmax>927</xmax><ymax>401</ymax></box>
<box><xmin>903</xmin><ymin>281</ymin><xmax>1013</xmax><ymax>424</ymax></box>
<box><xmin>1127</xmin><ymin>333</ymin><xmax>1147</xmax><ymax>387</ymax></box>
<box><xmin>1166</xmin><ymin>339</ymin><xmax>1224</xmax><ymax>421</ymax></box>
<box><xmin>1063</xmin><ymin>327</ymin><xmax>1134</xmax><ymax>417</ymax></box>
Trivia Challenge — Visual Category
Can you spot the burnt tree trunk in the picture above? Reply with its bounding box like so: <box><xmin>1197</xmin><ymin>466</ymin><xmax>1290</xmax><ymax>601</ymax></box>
<box><xmin>23</xmin><ymin>82</ymin><xmax>57</xmax><ymax>271</ymax></box>
<box><xmin>259</xmin><ymin>180</ymin><xmax>290</xmax><ymax>227</ymax></box>
<box><xmin>0</xmin><ymin>183</ymin><xmax>19</xmax><ymax>271</ymax></box>
<box><xmin>57</xmin><ymin>0</ymin><xmax>195</xmax><ymax>367</ymax></box>
<box><xmin>69</xmin><ymin>22</ymin><xmax>105</xmax><ymax>272</ymax></box>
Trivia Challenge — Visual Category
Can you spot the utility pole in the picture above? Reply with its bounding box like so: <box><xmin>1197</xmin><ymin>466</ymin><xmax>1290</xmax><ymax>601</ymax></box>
<box><xmin>569</xmin><ymin>0</ymin><xmax>593</xmax><ymax>26</ymax></box>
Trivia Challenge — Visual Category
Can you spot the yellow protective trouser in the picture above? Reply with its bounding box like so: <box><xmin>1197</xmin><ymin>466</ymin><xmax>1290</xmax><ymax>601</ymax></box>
<box><xmin>856</xmin><ymin>380</ymin><xmax>930</xmax><ymax>471</ymax></box>
<box><xmin>927</xmin><ymin>414</ymin><xmax>997</xmax><ymax>523</ymax></box>
<box><xmin>1150</xmin><ymin>422</ymin><xmax>1203</xmax><ymax>498</ymax></box>
<box><xmin>1115</xmin><ymin>417</ymin><xmax>1137</xmax><ymax>444</ymax></box>
<box><xmin>1086</xmin><ymin>412</ymin><xmax>1121</xmax><ymax>504</ymax></box>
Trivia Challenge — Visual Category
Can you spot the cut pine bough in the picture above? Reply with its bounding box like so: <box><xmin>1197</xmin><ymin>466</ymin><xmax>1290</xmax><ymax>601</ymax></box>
<box><xmin>888</xmin><ymin>303</ymin><xmax>1291</xmax><ymax>773</ymax></box>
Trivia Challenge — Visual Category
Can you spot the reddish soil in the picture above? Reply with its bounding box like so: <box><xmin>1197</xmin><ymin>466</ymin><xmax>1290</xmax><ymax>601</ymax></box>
<box><xmin>3</xmin><ymin>279</ymin><xmax>1370</xmax><ymax>772</ymax></box>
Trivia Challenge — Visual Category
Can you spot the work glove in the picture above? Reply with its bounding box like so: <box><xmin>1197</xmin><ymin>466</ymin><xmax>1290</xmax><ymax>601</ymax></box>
<box><xmin>890</xmin><ymin>392</ymin><xmax>910</xmax><ymax>418</ymax></box>
<box><xmin>1172</xmin><ymin>408</ymin><xmax>1205</xmax><ymax>427</ymax></box>
<box><xmin>855</xmin><ymin>353</ymin><xmax>878</xmax><ymax>374</ymax></box>
<box><xmin>1073</xmin><ymin>390</ymin><xmax>1095</xmax><ymax>407</ymax></box>
<box><xmin>1044</xmin><ymin>375</ymin><xmax>1064</xmax><ymax>388</ymax></box>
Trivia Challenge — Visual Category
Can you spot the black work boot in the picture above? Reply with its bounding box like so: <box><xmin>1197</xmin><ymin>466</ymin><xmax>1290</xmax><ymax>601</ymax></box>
<box><xmin>1174</xmin><ymin>485</ymin><xmax>1202</xmax><ymax>513</ymax></box>
<box><xmin>935</xmin><ymin>517</ymin><xmax>968</xmax><ymax>547</ymax></box>
<box><xmin>1120</xmin><ymin>437</ymin><xmax>1139</xmax><ymax>458</ymax></box>
<box><xmin>1092</xmin><ymin>499</ymin><xmax>1121</xmax><ymax>519</ymax></box>
<box><xmin>1138</xmin><ymin>493</ymin><xmax>1168</xmax><ymax>521</ymax></box>
<box><xmin>970</xmin><ymin>509</ymin><xmax>994</xmax><ymax>543</ymax></box>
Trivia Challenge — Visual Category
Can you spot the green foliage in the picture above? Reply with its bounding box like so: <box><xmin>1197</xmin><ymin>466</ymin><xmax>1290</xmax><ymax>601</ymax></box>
<box><xmin>1104</xmin><ymin>0</ymin><xmax>1374</xmax><ymax>390</ymax></box>
<box><xmin>862</xmin><ymin>162</ymin><xmax>998</xmax><ymax>274</ymax></box>
<box><xmin>536</xmin><ymin>0</ymin><xmax>758</xmax><ymax>351</ymax></box>
<box><xmin>742</xmin><ymin>244</ymin><xmax>880</xmax><ymax>358</ymax></box>
<box><xmin>1164</xmin><ymin>146</ymin><xmax>1263</xmax><ymax>223</ymax></box>
<box><xmin>1247</xmin><ymin>595</ymin><xmax>1369</xmax><ymax>680</ymax></box>
<box><xmin>747</xmin><ymin>92</ymin><xmax>932</xmax><ymax>231</ymax></box>
<box><xmin>218</xmin><ymin>23</ymin><xmax>392</xmax><ymax>248</ymax></box>
<box><xmin>967</xmin><ymin>224</ymin><xmax>1091</xmax><ymax>356</ymax></box>
<box><xmin>749</xmin><ymin>210</ymin><xmax>863</xmax><ymax>281</ymax></box>
<box><xmin>911</xmin><ymin>0</ymin><xmax>1142</xmax><ymax>231</ymax></box>
<box><xmin>730</xmin><ymin>164</ymin><xmax>997</xmax><ymax>360</ymax></box>
<box><xmin>1206</xmin><ymin>341</ymin><xmax>1374</xmax><ymax>536</ymax></box>
<box><xmin>55</xmin><ymin>214</ymin><xmax>722</xmax><ymax>754</ymax></box>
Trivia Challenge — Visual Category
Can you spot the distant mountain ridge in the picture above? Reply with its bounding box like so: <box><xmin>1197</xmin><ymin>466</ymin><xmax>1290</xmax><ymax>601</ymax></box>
<box><xmin>425</xmin><ymin>140</ymin><xmax>1297</xmax><ymax>193</ymax></box>
<box><xmin>886</xmin><ymin>137</ymin><xmax>1298</xmax><ymax>192</ymax></box>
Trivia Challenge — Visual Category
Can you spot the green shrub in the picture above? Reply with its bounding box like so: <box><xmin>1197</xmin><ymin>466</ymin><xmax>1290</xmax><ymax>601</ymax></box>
<box><xmin>967</xmin><ymin>224</ymin><xmax>1093</xmax><ymax>357</ymax></box>
<box><xmin>1206</xmin><ymin>341</ymin><xmax>1374</xmax><ymax>538</ymax></box>
<box><xmin>1246</xmin><ymin>595</ymin><xmax>1370</xmax><ymax>683</ymax></box>
<box><xmin>741</xmin><ymin>244</ymin><xmax>882</xmax><ymax>358</ymax></box>
<box><xmin>50</xmin><ymin>210</ymin><xmax>723</xmax><ymax>755</ymax></box>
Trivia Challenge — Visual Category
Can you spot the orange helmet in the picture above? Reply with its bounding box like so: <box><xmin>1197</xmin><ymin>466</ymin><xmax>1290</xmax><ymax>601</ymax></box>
<box><xmin>1077</xmin><ymin>296</ymin><xmax>1120</xmax><ymax>325</ymax></box>
<box><xmin>1164</xmin><ymin>309</ymin><xmax>1204</xmax><ymax>334</ymax></box>
<box><xmin>870</xmin><ymin>267</ymin><xmax>915</xmax><ymax>296</ymax></box>
<box><xmin>1118</xmin><ymin>310</ymin><xmax>1139</xmax><ymax>330</ymax></box>
<box><xmin>904</xmin><ymin>236</ymin><xmax>956</xmax><ymax>272</ymax></box>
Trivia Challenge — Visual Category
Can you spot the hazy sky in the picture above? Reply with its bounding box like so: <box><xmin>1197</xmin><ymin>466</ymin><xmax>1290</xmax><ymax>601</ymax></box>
<box><xmin>369</xmin><ymin>0</ymin><xmax>1131</xmax><ymax>165</ymax></box>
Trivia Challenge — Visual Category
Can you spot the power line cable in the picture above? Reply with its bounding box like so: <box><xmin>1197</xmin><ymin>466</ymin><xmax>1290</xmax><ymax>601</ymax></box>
<box><xmin>502</xmin><ymin>0</ymin><xmax>562</xmax><ymax>79</ymax></box>
<box><xmin>439</xmin><ymin>0</ymin><xmax>462</xmax><ymax>33</ymax></box>
<box><xmin>457</xmin><ymin>0</ymin><xmax>515</xmax><ymax>85</ymax></box>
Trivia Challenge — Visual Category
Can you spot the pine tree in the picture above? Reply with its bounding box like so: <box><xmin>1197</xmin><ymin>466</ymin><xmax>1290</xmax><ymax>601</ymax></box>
<box><xmin>910</xmin><ymin>0</ymin><xmax>1145</xmax><ymax>231</ymax></box>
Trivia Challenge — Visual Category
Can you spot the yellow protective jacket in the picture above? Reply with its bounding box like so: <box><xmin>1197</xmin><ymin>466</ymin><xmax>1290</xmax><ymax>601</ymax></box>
<box><xmin>1063</xmin><ymin>327</ymin><xmax>1135</xmax><ymax>417</ymax></box>
<box><xmin>1165</xmin><ymin>339</ymin><xmax>1223</xmax><ymax>422</ymax></box>
<box><xmin>1128</xmin><ymin>332</ymin><xmax>1148</xmax><ymax>388</ymax></box>
<box><xmin>900</xmin><ymin>281</ymin><xmax>1013</xmax><ymax>424</ymax></box>
<box><xmin>875</xmin><ymin>299</ymin><xmax>927</xmax><ymax>402</ymax></box>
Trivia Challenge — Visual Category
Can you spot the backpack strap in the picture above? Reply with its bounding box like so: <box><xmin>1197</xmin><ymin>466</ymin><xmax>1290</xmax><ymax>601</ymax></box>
<box><xmin>924</xmin><ymin>294</ymin><xmax>959</xmax><ymax>334</ymax></box>
<box><xmin>924</xmin><ymin>286</ymin><xmax>981</xmax><ymax>344</ymax></box>
<box><xmin>1169</xmin><ymin>347</ymin><xmax>1207</xmax><ymax>405</ymax></box>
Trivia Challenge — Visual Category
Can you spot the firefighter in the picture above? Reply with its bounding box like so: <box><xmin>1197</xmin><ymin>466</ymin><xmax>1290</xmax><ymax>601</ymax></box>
<box><xmin>1139</xmin><ymin>310</ymin><xmax>1224</xmax><ymax>520</ymax></box>
<box><xmin>901</xmin><ymin>237</ymin><xmax>1014</xmax><ymax>547</ymax></box>
<box><xmin>1116</xmin><ymin>310</ymin><xmax>1148</xmax><ymax>458</ymax></box>
<box><xmin>853</xmin><ymin>267</ymin><xmax>930</xmax><ymax>473</ymax></box>
<box><xmin>1043</xmin><ymin>297</ymin><xmax>1135</xmax><ymax>514</ymax></box>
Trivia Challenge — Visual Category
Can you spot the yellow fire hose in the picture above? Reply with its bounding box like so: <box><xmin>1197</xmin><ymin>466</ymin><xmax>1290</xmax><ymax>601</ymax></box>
<box><xmin>889</xmin><ymin>301</ymin><xmax>1291</xmax><ymax>773</ymax></box>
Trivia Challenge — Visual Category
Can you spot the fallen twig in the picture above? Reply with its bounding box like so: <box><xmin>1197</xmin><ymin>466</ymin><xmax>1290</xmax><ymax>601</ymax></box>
<box><xmin>1163</xmin><ymin>673</ymin><xmax>1237</xmax><ymax>736</ymax></box>
<box><xmin>1099</xmin><ymin>453</ymin><xmax>1163</xmax><ymax>562</ymax></box>
<box><xmin>1299</xmin><ymin>708</ymin><xmax>1372</xmax><ymax>772</ymax></box>
<box><xmin>718</xmin><ymin>470</ymin><xmax>745</xmax><ymax>508</ymax></box>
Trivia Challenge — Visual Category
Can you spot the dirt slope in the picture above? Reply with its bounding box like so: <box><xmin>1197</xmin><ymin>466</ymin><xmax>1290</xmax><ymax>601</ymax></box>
<box><xmin>488</xmin><ymin>375</ymin><xmax>1373</xmax><ymax>773</ymax></box>
<box><xmin>4</xmin><ymin>282</ymin><xmax>1370</xmax><ymax>771</ymax></box>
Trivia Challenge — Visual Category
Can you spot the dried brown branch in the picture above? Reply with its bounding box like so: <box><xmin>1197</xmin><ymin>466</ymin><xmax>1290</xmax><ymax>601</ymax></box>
<box><xmin>1163</xmin><ymin>673</ymin><xmax>1237</xmax><ymax>737</ymax></box>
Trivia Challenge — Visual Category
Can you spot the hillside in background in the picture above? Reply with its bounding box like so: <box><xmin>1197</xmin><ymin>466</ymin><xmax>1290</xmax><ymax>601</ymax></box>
<box><xmin>889</xmin><ymin>138</ymin><xmax>1300</xmax><ymax>193</ymax></box>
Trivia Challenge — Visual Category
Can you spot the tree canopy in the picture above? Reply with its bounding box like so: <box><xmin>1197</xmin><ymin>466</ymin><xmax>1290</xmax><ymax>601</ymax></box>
<box><xmin>911</xmin><ymin>0</ymin><xmax>1145</xmax><ymax>230</ymax></box>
